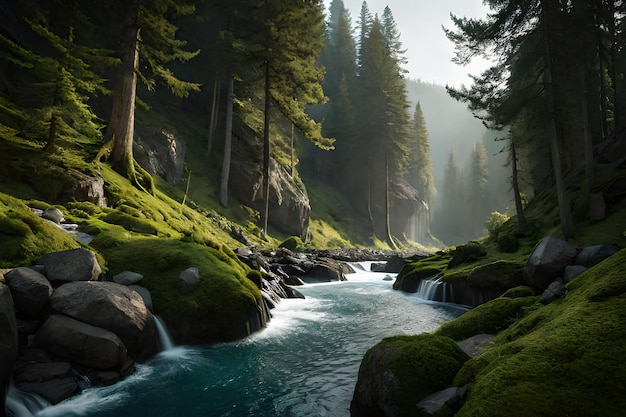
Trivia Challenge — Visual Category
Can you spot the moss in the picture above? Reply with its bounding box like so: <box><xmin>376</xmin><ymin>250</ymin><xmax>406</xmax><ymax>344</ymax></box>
<box><xmin>279</xmin><ymin>235</ymin><xmax>304</xmax><ymax>251</ymax></box>
<box><xmin>466</xmin><ymin>260</ymin><xmax>525</xmax><ymax>291</ymax></box>
<box><xmin>359</xmin><ymin>334</ymin><xmax>469</xmax><ymax>416</ymax></box>
<box><xmin>448</xmin><ymin>242</ymin><xmax>487</xmax><ymax>268</ymax></box>
<box><xmin>501</xmin><ymin>285</ymin><xmax>536</xmax><ymax>298</ymax></box>
<box><xmin>454</xmin><ymin>250</ymin><xmax>626</xmax><ymax>417</ymax></box>
<box><xmin>496</xmin><ymin>232</ymin><xmax>519</xmax><ymax>253</ymax></box>
<box><xmin>97</xmin><ymin>236</ymin><xmax>261</xmax><ymax>342</ymax></box>
<box><xmin>0</xmin><ymin>192</ymin><xmax>80</xmax><ymax>267</ymax></box>
<box><xmin>434</xmin><ymin>295</ymin><xmax>539</xmax><ymax>342</ymax></box>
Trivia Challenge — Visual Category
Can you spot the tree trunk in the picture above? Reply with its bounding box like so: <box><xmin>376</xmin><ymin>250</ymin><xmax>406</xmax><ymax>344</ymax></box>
<box><xmin>384</xmin><ymin>152</ymin><xmax>397</xmax><ymax>249</ymax></box>
<box><xmin>219</xmin><ymin>76</ymin><xmax>234</xmax><ymax>208</ymax></box>
<box><xmin>261</xmin><ymin>61</ymin><xmax>271</xmax><ymax>239</ymax></box>
<box><xmin>105</xmin><ymin>2</ymin><xmax>139</xmax><ymax>172</ymax></box>
<box><xmin>510</xmin><ymin>140</ymin><xmax>527</xmax><ymax>228</ymax></box>
<box><xmin>207</xmin><ymin>76</ymin><xmax>220</xmax><ymax>158</ymax></box>
<box><xmin>541</xmin><ymin>1</ymin><xmax>575</xmax><ymax>238</ymax></box>
<box><xmin>44</xmin><ymin>112</ymin><xmax>58</xmax><ymax>152</ymax></box>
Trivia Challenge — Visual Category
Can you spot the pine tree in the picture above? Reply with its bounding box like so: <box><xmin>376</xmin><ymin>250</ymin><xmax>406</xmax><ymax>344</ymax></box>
<box><xmin>410</xmin><ymin>102</ymin><xmax>435</xmax><ymax>209</ymax></box>
<box><xmin>101</xmin><ymin>0</ymin><xmax>200</xmax><ymax>192</ymax></box>
<box><xmin>0</xmin><ymin>8</ymin><xmax>115</xmax><ymax>151</ymax></box>
<box><xmin>468</xmin><ymin>140</ymin><xmax>489</xmax><ymax>236</ymax></box>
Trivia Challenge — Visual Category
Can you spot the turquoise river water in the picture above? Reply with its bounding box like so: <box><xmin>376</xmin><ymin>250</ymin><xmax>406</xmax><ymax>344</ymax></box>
<box><xmin>21</xmin><ymin>263</ymin><xmax>467</xmax><ymax>417</ymax></box>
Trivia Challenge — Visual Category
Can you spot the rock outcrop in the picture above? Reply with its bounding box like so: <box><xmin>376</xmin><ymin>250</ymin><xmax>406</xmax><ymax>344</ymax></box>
<box><xmin>3</xmin><ymin>249</ymin><xmax>160</xmax><ymax>409</ymax></box>
<box><xmin>134</xmin><ymin>126</ymin><xmax>186</xmax><ymax>186</ymax></box>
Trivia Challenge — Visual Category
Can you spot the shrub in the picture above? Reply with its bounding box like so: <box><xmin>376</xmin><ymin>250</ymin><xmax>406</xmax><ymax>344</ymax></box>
<box><xmin>486</xmin><ymin>211</ymin><xmax>510</xmax><ymax>237</ymax></box>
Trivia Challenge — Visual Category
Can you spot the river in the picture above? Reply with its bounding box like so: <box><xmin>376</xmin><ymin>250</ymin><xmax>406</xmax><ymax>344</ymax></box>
<box><xmin>25</xmin><ymin>263</ymin><xmax>467</xmax><ymax>417</ymax></box>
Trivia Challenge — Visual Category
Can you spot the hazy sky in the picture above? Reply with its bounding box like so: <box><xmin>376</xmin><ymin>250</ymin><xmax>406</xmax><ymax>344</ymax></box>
<box><xmin>325</xmin><ymin>0</ymin><xmax>492</xmax><ymax>87</ymax></box>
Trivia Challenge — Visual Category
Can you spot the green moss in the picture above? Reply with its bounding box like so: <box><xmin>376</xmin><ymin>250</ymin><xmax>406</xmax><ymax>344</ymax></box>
<box><xmin>360</xmin><ymin>334</ymin><xmax>469</xmax><ymax>416</ymax></box>
<box><xmin>448</xmin><ymin>242</ymin><xmax>487</xmax><ymax>268</ymax></box>
<box><xmin>98</xmin><ymin>236</ymin><xmax>261</xmax><ymax>341</ymax></box>
<box><xmin>279</xmin><ymin>236</ymin><xmax>304</xmax><ymax>251</ymax></box>
<box><xmin>434</xmin><ymin>296</ymin><xmax>539</xmax><ymax>342</ymax></box>
<box><xmin>501</xmin><ymin>285</ymin><xmax>536</xmax><ymax>298</ymax></box>
<box><xmin>0</xmin><ymin>192</ymin><xmax>80</xmax><ymax>267</ymax></box>
<box><xmin>466</xmin><ymin>260</ymin><xmax>525</xmax><ymax>291</ymax></box>
<box><xmin>455</xmin><ymin>249</ymin><xmax>626</xmax><ymax>417</ymax></box>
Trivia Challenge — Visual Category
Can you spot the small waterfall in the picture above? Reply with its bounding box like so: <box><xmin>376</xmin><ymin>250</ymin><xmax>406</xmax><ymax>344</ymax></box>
<box><xmin>417</xmin><ymin>273</ymin><xmax>448</xmax><ymax>302</ymax></box>
<box><xmin>154</xmin><ymin>315</ymin><xmax>175</xmax><ymax>351</ymax></box>
<box><xmin>5</xmin><ymin>382</ymin><xmax>50</xmax><ymax>417</ymax></box>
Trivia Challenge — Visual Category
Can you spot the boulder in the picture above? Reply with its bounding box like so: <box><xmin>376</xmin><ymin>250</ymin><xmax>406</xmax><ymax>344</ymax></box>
<box><xmin>129</xmin><ymin>285</ymin><xmax>153</xmax><ymax>312</ymax></box>
<box><xmin>467</xmin><ymin>261</ymin><xmax>524</xmax><ymax>291</ymax></box>
<box><xmin>575</xmin><ymin>244</ymin><xmax>619</xmax><ymax>268</ymax></box>
<box><xmin>42</xmin><ymin>207</ymin><xmax>64</xmax><ymax>224</ymax></box>
<box><xmin>13</xmin><ymin>361</ymin><xmax>77</xmax><ymax>405</ymax></box>
<box><xmin>34</xmin><ymin>314</ymin><xmax>128</xmax><ymax>370</ymax></box>
<box><xmin>523</xmin><ymin>236</ymin><xmax>577</xmax><ymax>290</ymax></box>
<box><xmin>134</xmin><ymin>126</ymin><xmax>186</xmax><ymax>186</ymax></box>
<box><xmin>50</xmin><ymin>281</ymin><xmax>158</xmax><ymax>361</ymax></box>
<box><xmin>35</xmin><ymin>248</ymin><xmax>102</xmax><ymax>282</ymax></box>
<box><xmin>5</xmin><ymin>267</ymin><xmax>53</xmax><ymax>317</ymax></box>
<box><xmin>60</xmin><ymin>169</ymin><xmax>107</xmax><ymax>207</ymax></box>
<box><xmin>384</xmin><ymin>255</ymin><xmax>407</xmax><ymax>273</ymax></box>
<box><xmin>539</xmin><ymin>280</ymin><xmax>566</xmax><ymax>305</ymax></box>
<box><xmin>178</xmin><ymin>267</ymin><xmax>200</xmax><ymax>294</ymax></box>
<box><xmin>457</xmin><ymin>334</ymin><xmax>495</xmax><ymax>358</ymax></box>
<box><xmin>351</xmin><ymin>334</ymin><xmax>469</xmax><ymax>417</ymax></box>
<box><xmin>229</xmin><ymin>153</ymin><xmax>310</xmax><ymax>239</ymax></box>
<box><xmin>113</xmin><ymin>271</ymin><xmax>144</xmax><ymax>286</ymax></box>
<box><xmin>417</xmin><ymin>386</ymin><xmax>468</xmax><ymax>416</ymax></box>
<box><xmin>564</xmin><ymin>265</ymin><xmax>587</xmax><ymax>283</ymax></box>
<box><xmin>0</xmin><ymin>282</ymin><xmax>18</xmax><ymax>413</ymax></box>
<box><xmin>392</xmin><ymin>268</ymin><xmax>442</xmax><ymax>293</ymax></box>
<box><xmin>303</xmin><ymin>262</ymin><xmax>345</xmax><ymax>283</ymax></box>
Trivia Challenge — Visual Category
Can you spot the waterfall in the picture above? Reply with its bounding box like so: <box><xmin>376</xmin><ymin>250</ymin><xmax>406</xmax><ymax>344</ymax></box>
<box><xmin>5</xmin><ymin>382</ymin><xmax>50</xmax><ymax>417</ymax></box>
<box><xmin>154</xmin><ymin>315</ymin><xmax>175</xmax><ymax>351</ymax></box>
<box><xmin>416</xmin><ymin>273</ymin><xmax>448</xmax><ymax>302</ymax></box>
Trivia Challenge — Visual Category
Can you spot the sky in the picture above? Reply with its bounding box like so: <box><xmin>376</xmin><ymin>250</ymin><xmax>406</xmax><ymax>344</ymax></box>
<box><xmin>324</xmin><ymin>0</ymin><xmax>492</xmax><ymax>87</ymax></box>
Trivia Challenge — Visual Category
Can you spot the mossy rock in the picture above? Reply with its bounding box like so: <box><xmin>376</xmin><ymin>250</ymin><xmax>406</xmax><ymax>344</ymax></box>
<box><xmin>448</xmin><ymin>242</ymin><xmax>487</xmax><ymax>268</ymax></box>
<box><xmin>497</xmin><ymin>232</ymin><xmax>519</xmax><ymax>253</ymax></box>
<box><xmin>394</xmin><ymin>254</ymin><xmax>450</xmax><ymax>292</ymax></box>
<box><xmin>352</xmin><ymin>333</ymin><xmax>469</xmax><ymax>417</ymax></box>
<box><xmin>434</xmin><ymin>295</ymin><xmax>539</xmax><ymax>342</ymax></box>
<box><xmin>279</xmin><ymin>235</ymin><xmax>304</xmax><ymax>251</ymax></box>
<box><xmin>97</xmin><ymin>236</ymin><xmax>262</xmax><ymax>344</ymax></box>
<box><xmin>466</xmin><ymin>260</ymin><xmax>525</xmax><ymax>291</ymax></box>
<box><xmin>454</xmin><ymin>249</ymin><xmax>626</xmax><ymax>417</ymax></box>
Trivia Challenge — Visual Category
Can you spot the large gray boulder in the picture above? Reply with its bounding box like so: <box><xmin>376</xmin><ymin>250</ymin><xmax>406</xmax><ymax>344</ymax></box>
<box><xmin>5</xmin><ymin>267</ymin><xmax>53</xmax><ymax>317</ymax></box>
<box><xmin>230</xmin><ymin>151</ymin><xmax>310</xmax><ymax>240</ymax></box>
<box><xmin>50</xmin><ymin>281</ymin><xmax>158</xmax><ymax>361</ymax></box>
<box><xmin>0</xmin><ymin>281</ymin><xmax>18</xmax><ymax>415</ymax></box>
<box><xmin>575</xmin><ymin>244</ymin><xmax>619</xmax><ymax>268</ymax></box>
<box><xmin>35</xmin><ymin>248</ymin><xmax>101</xmax><ymax>282</ymax></box>
<box><xmin>523</xmin><ymin>236</ymin><xmax>577</xmax><ymax>290</ymax></box>
<box><xmin>13</xmin><ymin>361</ymin><xmax>78</xmax><ymax>405</ymax></box>
<box><xmin>34</xmin><ymin>314</ymin><xmax>128</xmax><ymax>370</ymax></box>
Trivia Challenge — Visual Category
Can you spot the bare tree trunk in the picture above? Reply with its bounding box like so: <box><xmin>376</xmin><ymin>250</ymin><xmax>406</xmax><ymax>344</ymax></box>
<box><xmin>261</xmin><ymin>62</ymin><xmax>271</xmax><ymax>239</ymax></box>
<box><xmin>207</xmin><ymin>76</ymin><xmax>220</xmax><ymax>158</ymax></box>
<box><xmin>219</xmin><ymin>76</ymin><xmax>234</xmax><ymax>208</ymax></box>
<box><xmin>384</xmin><ymin>152</ymin><xmax>397</xmax><ymax>250</ymax></box>
<box><xmin>106</xmin><ymin>3</ymin><xmax>139</xmax><ymax>171</ymax></box>
<box><xmin>510</xmin><ymin>140</ymin><xmax>527</xmax><ymax>228</ymax></box>
<box><xmin>541</xmin><ymin>1</ymin><xmax>575</xmax><ymax>238</ymax></box>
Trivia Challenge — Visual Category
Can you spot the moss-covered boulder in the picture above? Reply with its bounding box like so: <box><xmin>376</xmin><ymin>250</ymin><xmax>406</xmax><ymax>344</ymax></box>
<box><xmin>98</xmin><ymin>237</ymin><xmax>263</xmax><ymax>344</ymax></box>
<box><xmin>466</xmin><ymin>260</ymin><xmax>525</xmax><ymax>291</ymax></box>
<box><xmin>393</xmin><ymin>255</ymin><xmax>449</xmax><ymax>293</ymax></box>
<box><xmin>434</xmin><ymin>295</ymin><xmax>539</xmax><ymax>342</ymax></box>
<box><xmin>351</xmin><ymin>334</ymin><xmax>469</xmax><ymax>417</ymax></box>
<box><xmin>454</xmin><ymin>249</ymin><xmax>626</xmax><ymax>417</ymax></box>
